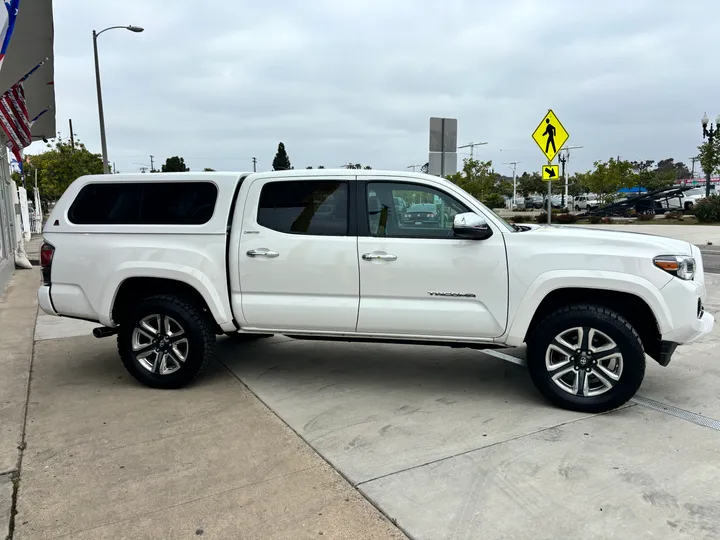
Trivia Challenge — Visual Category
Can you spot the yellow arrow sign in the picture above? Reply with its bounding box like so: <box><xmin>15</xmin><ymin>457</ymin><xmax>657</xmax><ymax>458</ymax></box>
<box><xmin>542</xmin><ymin>164</ymin><xmax>559</xmax><ymax>181</ymax></box>
<box><xmin>532</xmin><ymin>109</ymin><xmax>569</xmax><ymax>162</ymax></box>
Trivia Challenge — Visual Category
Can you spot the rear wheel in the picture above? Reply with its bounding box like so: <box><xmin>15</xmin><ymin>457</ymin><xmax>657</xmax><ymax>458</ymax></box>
<box><xmin>526</xmin><ymin>304</ymin><xmax>645</xmax><ymax>413</ymax></box>
<box><xmin>117</xmin><ymin>295</ymin><xmax>216</xmax><ymax>389</ymax></box>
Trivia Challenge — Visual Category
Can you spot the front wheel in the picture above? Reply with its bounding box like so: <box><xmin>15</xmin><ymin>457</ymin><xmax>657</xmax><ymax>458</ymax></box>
<box><xmin>117</xmin><ymin>295</ymin><xmax>216</xmax><ymax>389</ymax></box>
<box><xmin>575</xmin><ymin>205</ymin><xmax>580</xmax><ymax>212</ymax></box>
<box><xmin>526</xmin><ymin>304</ymin><xmax>645</xmax><ymax>413</ymax></box>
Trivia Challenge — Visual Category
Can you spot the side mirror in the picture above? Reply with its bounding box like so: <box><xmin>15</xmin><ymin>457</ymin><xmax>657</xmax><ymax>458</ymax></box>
<box><xmin>453</xmin><ymin>212</ymin><xmax>493</xmax><ymax>240</ymax></box>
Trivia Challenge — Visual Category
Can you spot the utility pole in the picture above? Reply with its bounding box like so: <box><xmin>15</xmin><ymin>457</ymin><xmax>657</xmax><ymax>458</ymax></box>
<box><xmin>560</xmin><ymin>145</ymin><xmax>584</xmax><ymax>205</ymax></box>
<box><xmin>559</xmin><ymin>153</ymin><xmax>567</xmax><ymax>207</ymax></box>
<box><xmin>503</xmin><ymin>161</ymin><xmax>519</xmax><ymax>208</ymax></box>
<box><xmin>252</xmin><ymin>157</ymin><xmax>257</xmax><ymax>172</ymax></box>
<box><xmin>149</xmin><ymin>155</ymin><xmax>155</xmax><ymax>172</ymax></box>
<box><xmin>139</xmin><ymin>166</ymin><xmax>147</xmax><ymax>173</ymax></box>
<box><xmin>407</xmin><ymin>164</ymin><xmax>423</xmax><ymax>172</ymax></box>
<box><xmin>69</xmin><ymin>119</ymin><xmax>75</xmax><ymax>150</ymax></box>
<box><xmin>458</xmin><ymin>141</ymin><xmax>488</xmax><ymax>159</ymax></box>
<box><xmin>689</xmin><ymin>156</ymin><xmax>698</xmax><ymax>183</ymax></box>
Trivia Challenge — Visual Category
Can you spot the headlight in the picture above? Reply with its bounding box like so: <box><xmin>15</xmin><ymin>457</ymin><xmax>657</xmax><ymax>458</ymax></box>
<box><xmin>653</xmin><ymin>255</ymin><xmax>695</xmax><ymax>280</ymax></box>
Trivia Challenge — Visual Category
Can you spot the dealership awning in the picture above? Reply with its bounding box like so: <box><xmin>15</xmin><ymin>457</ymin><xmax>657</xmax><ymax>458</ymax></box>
<box><xmin>0</xmin><ymin>0</ymin><xmax>55</xmax><ymax>141</ymax></box>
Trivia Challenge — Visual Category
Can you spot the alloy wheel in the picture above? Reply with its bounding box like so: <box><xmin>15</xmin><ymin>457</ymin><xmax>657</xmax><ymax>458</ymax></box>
<box><xmin>545</xmin><ymin>326</ymin><xmax>623</xmax><ymax>397</ymax></box>
<box><xmin>131</xmin><ymin>314</ymin><xmax>189</xmax><ymax>375</ymax></box>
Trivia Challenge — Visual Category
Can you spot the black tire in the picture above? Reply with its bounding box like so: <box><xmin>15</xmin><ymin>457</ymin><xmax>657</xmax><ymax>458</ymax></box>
<box><xmin>526</xmin><ymin>304</ymin><xmax>645</xmax><ymax>413</ymax></box>
<box><xmin>225</xmin><ymin>332</ymin><xmax>274</xmax><ymax>341</ymax></box>
<box><xmin>575</xmin><ymin>205</ymin><xmax>580</xmax><ymax>212</ymax></box>
<box><xmin>117</xmin><ymin>295</ymin><xmax>216</xmax><ymax>389</ymax></box>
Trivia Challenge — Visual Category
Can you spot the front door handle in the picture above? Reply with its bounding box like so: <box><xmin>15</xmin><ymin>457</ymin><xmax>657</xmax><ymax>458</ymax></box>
<box><xmin>247</xmin><ymin>249</ymin><xmax>279</xmax><ymax>258</ymax></box>
<box><xmin>362</xmin><ymin>252</ymin><xmax>397</xmax><ymax>261</ymax></box>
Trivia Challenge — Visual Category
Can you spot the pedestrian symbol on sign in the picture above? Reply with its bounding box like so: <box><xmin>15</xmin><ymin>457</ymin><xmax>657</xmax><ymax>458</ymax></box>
<box><xmin>543</xmin><ymin>119</ymin><xmax>556</xmax><ymax>155</ymax></box>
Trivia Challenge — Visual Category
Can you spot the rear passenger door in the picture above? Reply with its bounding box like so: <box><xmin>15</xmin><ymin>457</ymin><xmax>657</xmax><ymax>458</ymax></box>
<box><xmin>237</xmin><ymin>177</ymin><xmax>360</xmax><ymax>332</ymax></box>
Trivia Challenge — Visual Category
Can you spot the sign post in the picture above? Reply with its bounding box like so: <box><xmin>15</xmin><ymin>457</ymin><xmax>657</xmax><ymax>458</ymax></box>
<box><xmin>532</xmin><ymin>109</ymin><xmax>570</xmax><ymax>224</ymax></box>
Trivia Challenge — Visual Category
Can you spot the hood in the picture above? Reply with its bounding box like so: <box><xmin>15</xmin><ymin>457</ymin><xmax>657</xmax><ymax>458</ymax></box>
<box><xmin>517</xmin><ymin>224</ymin><xmax>692</xmax><ymax>255</ymax></box>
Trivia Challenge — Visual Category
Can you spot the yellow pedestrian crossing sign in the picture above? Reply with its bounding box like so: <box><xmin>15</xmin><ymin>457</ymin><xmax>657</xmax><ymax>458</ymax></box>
<box><xmin>542</xmin><ymin>165</ymin><xmax>559</xmax><ymax>181</ymax></box>
<box><xmin>532</xmin><ymin>109</ymin><xmax>569</xmax><ymax>162</ymax></box>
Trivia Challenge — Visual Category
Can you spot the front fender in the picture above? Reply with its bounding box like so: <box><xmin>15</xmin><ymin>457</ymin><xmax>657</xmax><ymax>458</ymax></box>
<box><xmin>503</xmin><ymin>270</ymin><xmax>672</xmax><ymax>346</ymax></box>
<box><xmin>98</xmin><ymin>262</ymin><xmax>231</xmax><ymax>328</ymax></box>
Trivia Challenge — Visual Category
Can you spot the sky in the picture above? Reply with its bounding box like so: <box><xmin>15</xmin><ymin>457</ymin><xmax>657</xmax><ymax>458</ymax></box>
<box><xmin>27</xmin><ymin>0</ymin><xmax>720</xmax><ymax>177</ymax></box>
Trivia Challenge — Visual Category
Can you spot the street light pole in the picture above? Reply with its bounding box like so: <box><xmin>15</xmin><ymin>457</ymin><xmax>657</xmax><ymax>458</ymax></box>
<box><xmin>93</xmin><ymin>25</ymin><xmax>144</xmax><ymax>174</ymax></box>
<box><xmin>701</xmin><ymin>112</ymin><xmax>720</xmax><ymax>198</ymax></box>
<box><xmin>503</xmin><ymin>161</ymin><xmax>519</xmax><ymax>209</ymax></box>
<box><xmin>458</xmin><ymin>141</ymin><xmax>488</xmax><ymax>159</ymax></box>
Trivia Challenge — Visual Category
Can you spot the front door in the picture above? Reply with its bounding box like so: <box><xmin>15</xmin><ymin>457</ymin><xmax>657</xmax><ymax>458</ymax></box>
<box><xmin>356</xmin><ymin>179</ymin><xmax>508</xmax><ymax>339</ymax></box>
<box><xmin>237</xmin><ymin>176</ymin><xmax>359</xmax><ymax>332</ymax></box>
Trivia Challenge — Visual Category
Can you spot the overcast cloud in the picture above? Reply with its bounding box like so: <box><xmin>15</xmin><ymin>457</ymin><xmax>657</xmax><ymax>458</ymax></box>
<box><xmin>30</xmin><ymin>0</ymin><xmax>719</xmax><ymax>176</ymax></box>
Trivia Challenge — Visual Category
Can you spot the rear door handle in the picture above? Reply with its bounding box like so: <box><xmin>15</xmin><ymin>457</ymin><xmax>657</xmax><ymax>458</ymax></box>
<box><xmin>247</xmin><ymin>249</ymin><xmax>279</xmax><ymax>258</ymax></box>
<box><xmin>362</xmin><ymin>252</ymin><xmax>397</xmax><ymax>261</ymax></box>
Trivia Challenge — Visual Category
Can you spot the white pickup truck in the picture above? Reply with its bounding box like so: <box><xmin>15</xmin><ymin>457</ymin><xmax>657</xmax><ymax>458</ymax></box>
<box><xmin>37</xmin><ymin>170</ymin><xmax>714</xmax><ymax>413</ymax></box>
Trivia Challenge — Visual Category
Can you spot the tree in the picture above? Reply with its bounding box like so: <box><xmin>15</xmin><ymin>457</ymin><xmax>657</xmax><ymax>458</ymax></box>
<box><xmin>343</xmin><ymin>163</ymin><xmax>372</xmax><ymax>169</ymax></box>
<box><xmin>698</xmin><ymin>138</ymin><xmax>720</xmax><ymax>182</ymax></box>
<box><xmin>567</xmin><ymin>172</ymin><xmax>590</xmax><ymax>197</ymax></box>
<box><xmin>446</xmin><ymin>158</ymin><xmax>496</xmax><ymax>204</ymax></box>
<box><xmin>517</xmin><ymin>171</ymin><xmax>544</xmax><ymax>196</ymax></box>
<box><xmin>585</xmin><ymin>158</ymin><xmax>633</xmax><ymax>203</ymax></box>
<box><xmin>656</xmin><ymin>158</ymin><xmax>690</xmax><ymax>180</ymax></box>
<box><xmin>11</xmin><ymin>136</ymin><xmax>103</xmax><ymax>204</ymax></box>
<box><xmin>161</xmin><ymin>156</ymin><xmax>190</xmax><ymax>172</ymax></box>
<box><xmin>272</xmin><ymin>142</ymin><xmax>292</xmax><ymax>171</ymax></box>
<box><xmin>203</xmin><ymin>167</ymin><xmax>216</xmax><ymax>172</ymax></box>
<box><xmin>318</xmin><ymin>165</ymin><xmax>325</xmax><ymax>169</ymax></box>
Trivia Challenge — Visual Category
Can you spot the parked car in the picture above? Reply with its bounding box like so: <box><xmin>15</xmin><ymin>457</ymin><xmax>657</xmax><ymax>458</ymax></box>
<box><xmin>680</xmin><ymin>187</ymin><xmax>714</xmax><ymax>212</ymax></box>
<box><xmin>527</xmin><ymin>195</ymin><xmax>544</xmax><ymax>209</ymax></box>
<box><xmin>402</xmin><ymin>203</ymin><xmax>440</xmax><ymax>227</ymax></box>
<box><xmin>37</xmin><ymin>170</ymin><xmax>714</xmax><ymax>413</ymax></box>
<box><xmin>574</xmin><ymin>194</ymin><xmax>599</xmax><ymax>212</ymax></box>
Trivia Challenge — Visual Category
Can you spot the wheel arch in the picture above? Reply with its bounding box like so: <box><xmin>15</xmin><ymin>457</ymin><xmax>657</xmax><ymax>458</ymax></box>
<box><xmin>110</xmin><ymin>276</ymin><xmax>225</xmax><ymax>334</ymax></box>
<box><xmin>524</xmin><ymin>288</ymin><xmax>661</xmax><ymax>358</ymax></box>
<box><xmin>505</xmin><ymin>273</ymin><xmax>672</xmax><ymax>365</ymax></box>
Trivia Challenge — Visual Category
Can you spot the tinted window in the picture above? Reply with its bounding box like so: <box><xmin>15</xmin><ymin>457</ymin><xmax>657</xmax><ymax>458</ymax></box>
<box><xmin>68</xmin><ymin>182</ymin><xmax>218</xmax><ymax>225</ymax></box>
<box><xmin>258</xmin><ymin>180</ymin><xmax>348</xmax><ymax>236</ymax></box>
<box><xmin>367</xmin><ymin>182</ymin><xmax>469</xmax><ymax>238</ymax></box>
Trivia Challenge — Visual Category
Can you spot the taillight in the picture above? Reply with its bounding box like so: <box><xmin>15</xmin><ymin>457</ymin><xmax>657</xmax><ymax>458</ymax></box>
<box><xmin>40</xmin><ymin>242</ymin><xmax>54</xmax><ymax>284</ymax></box>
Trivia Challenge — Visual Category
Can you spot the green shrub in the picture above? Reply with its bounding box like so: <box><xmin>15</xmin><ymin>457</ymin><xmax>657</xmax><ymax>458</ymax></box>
<box><xmin>588</xmin><ymin>215</ymin><xmax>601</xmax><ymax>224</ymax></box>
<box><xmin>554</xmin><ymin>213</ymin><xmax>577</xmax><ymax>224</ymax></box>
<box><xmin>691</xmin><ymin>195</ymin><xmax>720</xmax><ymax>223</ymax></box>
<box><xmin>637</xmin><ymin>213</ymin><xmax>655</xmax><ymax>221</ymax></box>
<box><xmin>511</xmin><ymin>215</ymin><xmax>526</xmax><ymax>223</ymax></box>
<box><xmin>483</xmin><ymin>193</ymin><xmax>506</xmax><ymax>209</ymax></box>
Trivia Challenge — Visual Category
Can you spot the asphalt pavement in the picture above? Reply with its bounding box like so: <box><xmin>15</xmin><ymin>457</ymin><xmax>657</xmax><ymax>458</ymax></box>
<box><xmin>700</xmin><ymin>245</ymin><xmax>720</xmax><ymax>274</ymax></box>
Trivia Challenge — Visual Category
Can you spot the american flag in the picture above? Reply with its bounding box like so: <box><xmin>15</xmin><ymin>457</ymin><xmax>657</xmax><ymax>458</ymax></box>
<box><xmin>0</xmin><ymin>0</ymin><xmax>20</xmax><ymax>72</ymax></box>
<box><xmin>0</xmin><ymin>80</ymin><xmax>30</xmax><ymax>168</ymax></box>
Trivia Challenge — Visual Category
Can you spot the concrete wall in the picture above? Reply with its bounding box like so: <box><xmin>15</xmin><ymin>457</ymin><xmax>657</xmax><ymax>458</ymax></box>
<box><xmin>0</xmin><ymin>153</ymin><xmax>19</xmax><ymax>294</ymax></box>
